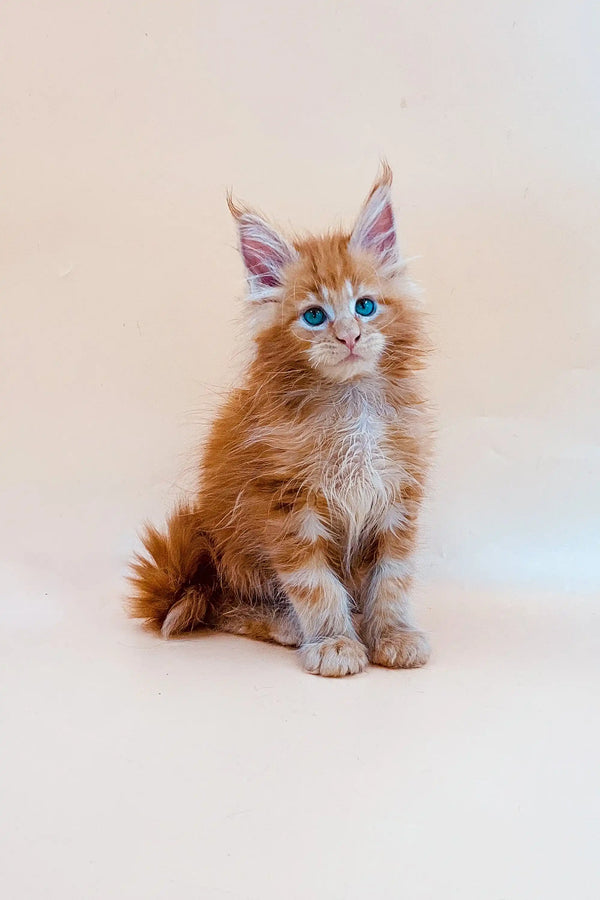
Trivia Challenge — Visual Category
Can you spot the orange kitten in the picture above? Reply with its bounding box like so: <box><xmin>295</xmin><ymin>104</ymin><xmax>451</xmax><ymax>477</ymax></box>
<box><xmin>129</xmin><ymin>165</ymin><xmax>432</xmax><ymax>676</ymax></box>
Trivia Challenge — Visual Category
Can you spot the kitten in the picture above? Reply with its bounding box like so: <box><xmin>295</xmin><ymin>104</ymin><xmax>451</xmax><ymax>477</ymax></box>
<box><xmin>129</xmin><ymin>164</ymin><xmax>431</xmax><ymax>677</ymax></box>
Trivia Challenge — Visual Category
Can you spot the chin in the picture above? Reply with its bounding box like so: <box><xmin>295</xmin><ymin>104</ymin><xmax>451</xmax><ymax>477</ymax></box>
<box><xmin>320</xmin><ymin>355</ymin><xmax>378</xmax><ymax>383</ymax></box>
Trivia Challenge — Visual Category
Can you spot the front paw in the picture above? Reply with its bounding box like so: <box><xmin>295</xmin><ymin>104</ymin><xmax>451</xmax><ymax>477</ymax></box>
<box><xmin>300</xmin><ymin>636</ymin><xmax>368</xmax><ymax>677</ymax></box>
<box><xmin>369</xmin><ymin>629</ymin><xmax>430</xmax><ymax>669</ymax></box>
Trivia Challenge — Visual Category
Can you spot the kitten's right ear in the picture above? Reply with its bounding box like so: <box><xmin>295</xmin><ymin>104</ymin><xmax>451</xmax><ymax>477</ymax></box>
<box><xmin>228</xmin><ymin>193</ymin><xmax>297</xmax><ymax>301</ymax></box>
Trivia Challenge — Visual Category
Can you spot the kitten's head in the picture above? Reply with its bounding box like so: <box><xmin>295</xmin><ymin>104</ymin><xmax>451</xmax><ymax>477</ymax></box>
<box><xmin>229</xmin><ymin>164</ymin><xmax>420</xmax><ymax>384</ymax></box>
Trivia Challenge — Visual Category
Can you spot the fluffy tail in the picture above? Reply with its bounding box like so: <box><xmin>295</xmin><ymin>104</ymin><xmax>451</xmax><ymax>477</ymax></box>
<box><xmin>128</xmin><ymin>503</ymin><xmax>218</xmax><ymax>638</ymax></box>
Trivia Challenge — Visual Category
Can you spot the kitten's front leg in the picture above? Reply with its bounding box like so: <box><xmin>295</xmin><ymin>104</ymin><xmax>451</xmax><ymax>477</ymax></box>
<box><xmin>272</xmin><ymin>516</ymin><xmax>367</xmax><ymax>677</ymax></box>
<box><xmin>362</xmin><ymin>522</ymin><xmax>430</xmax><ymax>669</ymax></box>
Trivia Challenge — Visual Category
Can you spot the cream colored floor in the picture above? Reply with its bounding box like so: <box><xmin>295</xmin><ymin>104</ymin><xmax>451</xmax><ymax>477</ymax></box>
<box><xmin>2</xmin><ymin>573</ymin><xmax>598</xmax><ymax>900</ymax></box>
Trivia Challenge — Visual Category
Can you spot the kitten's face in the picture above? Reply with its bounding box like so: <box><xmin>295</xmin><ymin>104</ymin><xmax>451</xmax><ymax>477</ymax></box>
<box><xmin>281</xmin><ymin>239</ymin><xmax>392</xmax><ymax>383</ymax></box>
<box><xmin>230</xmin><ymin>164</ymin><xmax>414</xmax><ymax>384</ymax></box>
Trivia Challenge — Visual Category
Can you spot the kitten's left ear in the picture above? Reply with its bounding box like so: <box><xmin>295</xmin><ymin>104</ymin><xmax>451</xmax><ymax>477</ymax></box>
<box><xmin>349</xmin><ymin>162</ymin><xmax>400</xmax><ymax>272</ymax></box>
<box><xmin>228</xmin><ymin>193</ymin><xmax>297</xmax><ymax>301</ymax></box>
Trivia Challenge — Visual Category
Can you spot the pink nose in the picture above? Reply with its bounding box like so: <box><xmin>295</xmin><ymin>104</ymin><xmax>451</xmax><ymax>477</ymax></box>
<box><xmin>336</xmin><ymin>334</ymin><xmax>360</xmax><ymax>350</ymax></box>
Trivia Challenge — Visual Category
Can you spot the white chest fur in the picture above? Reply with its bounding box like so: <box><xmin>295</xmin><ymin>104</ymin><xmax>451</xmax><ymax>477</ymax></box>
<box><xmin>316</xmin><ymin>385</ymin><xmax>402</xmax><ymax>547</ymax></box>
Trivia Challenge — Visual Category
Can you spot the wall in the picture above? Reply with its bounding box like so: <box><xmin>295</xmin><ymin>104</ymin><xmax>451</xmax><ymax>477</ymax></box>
<box><xmin>2</xmin><ymin>0</ymin><xmax>599</xmax><ymax>615</ymax></box>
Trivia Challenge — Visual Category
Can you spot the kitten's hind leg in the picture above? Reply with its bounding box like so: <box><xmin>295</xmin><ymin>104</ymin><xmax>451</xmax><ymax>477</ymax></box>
<box><xmin>213</xmin><ymin>600</ymin><xmax>301</xmax><ymax>647</ymax></box>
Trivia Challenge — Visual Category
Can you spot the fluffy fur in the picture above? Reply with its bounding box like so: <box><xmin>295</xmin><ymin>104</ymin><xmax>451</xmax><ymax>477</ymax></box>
<box><xmin>129</xmin><ymin>164</ymin><xmax>432</xmax><ymax>676</ymax></box>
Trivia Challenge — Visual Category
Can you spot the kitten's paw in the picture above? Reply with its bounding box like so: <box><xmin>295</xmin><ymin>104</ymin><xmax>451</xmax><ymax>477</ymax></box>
<box><xmin>369</xmin><ymin>630</ymin><xmax>430</xmax><ymax>669</ymax></box>
<box><xmin>300</xmin><ymin>636</ymin><xmax>368</xmax><ymax>677</ymax></box>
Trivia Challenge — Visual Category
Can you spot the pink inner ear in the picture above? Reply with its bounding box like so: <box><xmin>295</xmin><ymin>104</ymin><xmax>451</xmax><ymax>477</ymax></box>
<box><xmin>238</xmin><ymin>218</ymin><xmax>292</xmax><ymax>289</ymax></box>
<box><xmin>241</xmin><ymin>239</ymin><xmax>281</xmax><ymax>287</ymax></box>
<box><xmin>351</xmin><ymin>187</ymin><xmax>398</xmax><ymax>265</ymax></box>
<box><xmin>371</xmin><ymin>201</ymin><xmax>395</xmax><ymax>252</ymax></box>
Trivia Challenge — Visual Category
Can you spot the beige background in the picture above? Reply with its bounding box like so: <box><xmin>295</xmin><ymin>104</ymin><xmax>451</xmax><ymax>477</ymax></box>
<box><xmin>1</xmin><ymin>2</ymin><xmax>599</xmax><ymax>898</ymax></box>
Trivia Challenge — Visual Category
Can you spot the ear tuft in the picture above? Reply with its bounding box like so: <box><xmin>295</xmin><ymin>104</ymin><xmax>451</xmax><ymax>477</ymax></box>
<box><xmin>228</xmin><ymin>192</ymin><xmax>296</xmax><ymax>300</ymax></box>
<box><xmin>349</xmin><ymin>162</ymin><xmax>400</xmax><ymax>271</ymax></box>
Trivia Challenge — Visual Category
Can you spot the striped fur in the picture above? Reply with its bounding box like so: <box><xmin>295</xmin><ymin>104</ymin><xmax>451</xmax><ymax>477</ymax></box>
<box><xmin>129</xmin><ymin>165</ymin><xmax>432</xmax><ymax>676</ymax></box>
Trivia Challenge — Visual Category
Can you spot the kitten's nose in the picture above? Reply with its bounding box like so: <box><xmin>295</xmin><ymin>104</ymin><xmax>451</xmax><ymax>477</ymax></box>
<box><xmin>336</xmin><ymin>333</ymin><xmax>360</xmax><ymax>350</ymax></box>
<box><xmin>334</xmin><ymin>320</ymin><xmax>361</xmax><ymax>351</ymax></box>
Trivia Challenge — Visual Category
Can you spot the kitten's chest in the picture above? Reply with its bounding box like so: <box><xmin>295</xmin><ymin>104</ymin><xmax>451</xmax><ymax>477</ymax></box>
<box><xmin>311</xmin><ymin>390</ymin><xmax>401</xmax><ymax>538</ymax></box>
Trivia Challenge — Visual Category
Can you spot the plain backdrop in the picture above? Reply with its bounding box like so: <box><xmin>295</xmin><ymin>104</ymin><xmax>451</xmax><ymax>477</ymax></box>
<box><xmin>1</xmin><ymin>2</ymin><xmax>599</xmax><ymax>899</ymax></box>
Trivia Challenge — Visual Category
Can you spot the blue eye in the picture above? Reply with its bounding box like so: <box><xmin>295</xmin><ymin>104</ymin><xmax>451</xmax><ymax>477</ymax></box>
<box><xmin>302</xmin><ymin>307</ymin><xmax>327</xmax><ymax>327</ymax></box>
<box><xmin>355</xmin><ymin>297</ymin><xmax>376</xmax><ymax>317</ymax></box>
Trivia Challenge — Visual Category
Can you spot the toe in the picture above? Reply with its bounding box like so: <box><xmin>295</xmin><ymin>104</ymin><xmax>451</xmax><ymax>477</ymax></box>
<box><xmin>301</xmin><ymin>636</ymin><xmax>368</xmax><ymax>677</ymax></box>
<box><xmin>370</xmin><ymin>630</ymin><xmax>430</xmax><ymax>669</ymax></box>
